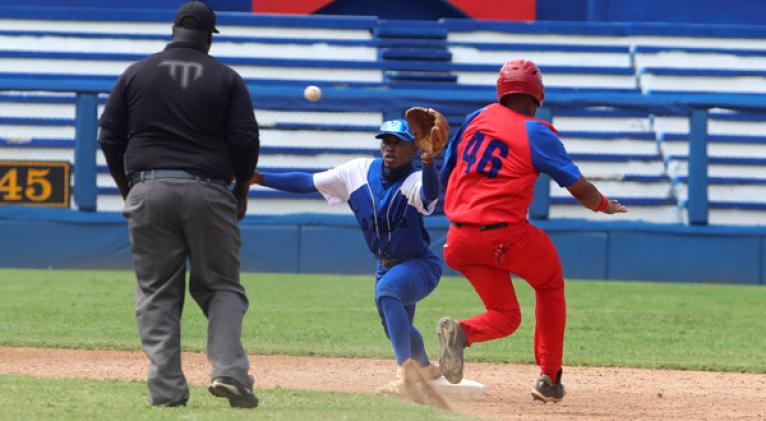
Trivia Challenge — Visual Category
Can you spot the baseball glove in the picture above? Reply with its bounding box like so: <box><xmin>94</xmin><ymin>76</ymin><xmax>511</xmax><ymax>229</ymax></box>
<box><xmin>405</xmin><ymin>107</ymin><xmax>449</xmax><ymax>159</ymax></box>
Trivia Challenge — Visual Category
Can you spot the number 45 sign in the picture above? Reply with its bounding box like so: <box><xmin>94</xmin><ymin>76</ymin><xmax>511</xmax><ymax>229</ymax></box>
<box><xmin>0</xmin><ymin>161</ymin><xmax>71</xmax><ymax>207</ymax></box>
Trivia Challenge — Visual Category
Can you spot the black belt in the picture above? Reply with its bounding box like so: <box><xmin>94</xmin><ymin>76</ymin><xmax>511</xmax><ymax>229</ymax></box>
<box><xmin>452</xmin><ymin>222</ymin><xmax>508</xmax><ymax>231</ymax></box>
<box><xmin>129</xmin><ymin>170</ymin><xmax>229</xmax><ymax>188</ymax></box>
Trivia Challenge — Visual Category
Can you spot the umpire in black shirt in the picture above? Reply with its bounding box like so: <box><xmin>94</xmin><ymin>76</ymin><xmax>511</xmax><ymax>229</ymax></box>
<box><xmin>99</xmin><ymin>1</ymin><xmax>259</xmax><ymax>409</ymax></box>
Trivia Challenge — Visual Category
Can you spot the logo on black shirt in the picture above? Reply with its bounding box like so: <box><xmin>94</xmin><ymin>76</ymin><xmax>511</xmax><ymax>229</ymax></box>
<box><xmin>159</xmin><ymin>60</ymin><xmax>204</xmax><ymax>89</ymax></box>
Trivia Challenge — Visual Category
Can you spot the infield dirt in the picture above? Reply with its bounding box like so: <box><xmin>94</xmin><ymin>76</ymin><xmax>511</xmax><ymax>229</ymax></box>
<box><xmin>1</xmin><ymin>347</ymin><xmax>764</xmax><ymax>420</ymax></box>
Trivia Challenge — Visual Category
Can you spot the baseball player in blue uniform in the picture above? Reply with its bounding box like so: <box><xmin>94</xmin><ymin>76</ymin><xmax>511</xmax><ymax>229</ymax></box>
<box><xmin>250</xmin><ymin>118</ymin><xmax>443</xmax><ymax>392</ymax></box>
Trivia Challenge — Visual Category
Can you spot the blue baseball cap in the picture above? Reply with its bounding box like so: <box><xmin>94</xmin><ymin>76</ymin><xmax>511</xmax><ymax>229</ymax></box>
<box><xmin>375</xmin><ymin>119</ymin><xmax>415</xmax><ymax>143</ymax></box>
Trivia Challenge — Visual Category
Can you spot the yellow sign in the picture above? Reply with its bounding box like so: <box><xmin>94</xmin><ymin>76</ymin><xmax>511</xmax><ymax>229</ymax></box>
<box><xmin>0</xmin><ymin>161</ymin><xmax>71</xmax><ymax>207</ymax></box>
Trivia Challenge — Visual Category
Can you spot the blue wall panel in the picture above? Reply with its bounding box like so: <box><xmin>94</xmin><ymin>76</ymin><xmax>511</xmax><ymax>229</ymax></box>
<box><xmin>0</xmin><ymin>0</ymin><xmax>180</xmax><ymax>7</ymax></box>
<box><xmin>549</xmin><ymin>232</ymin><xmax>608</xmax><ymax>280</ymax></box>
<box><xmin>537</xmin><ymin>0</ymin><xmax>587</xmax><ymax>21</ymax></box>
<box><xmin>425</xmin><ymin>227</ymin><xmax>456</xmax><ymax>276</ymax></box>
<box><xmin>315</xmin><ymin>0</ymin><xmax>465</xmax><ymax>20</ymax></box>
<box><xmin>608</xmin><ymin>232</ymin><xmax>761</xmax><ymax>284</ymax></box>
<box><xmin>206</xmin><ymin>0</ymin><xmax>250</xmax><ymax>12</ymax></box>
<box><xmin>588</xmin><ymin>0</ymin><xmax>766</xmax><ymax>25</ymax></box>
<box><xmin>0</xmin><ymin>0</ymin><xmax>248</xmax><ymax>10</ymax></box>
<box><xmin>761</xmin><ymin>237</ymin><xmax>766</xmax><ymax>285</ymax></box>
<box><xmin>240</xmin><ymin>225</ymin><xmax>299</xmax><ymax>273</ymax></box>
<box><xmin>3</xmin><ymin>208</ymin><xmax>766</xmax><ymax>285</ymax></box>
<box><xmin>298</xmin><ymin>226</ymin><xmax>375</xmax><ymax>274</ymax></box>
<box><xmin>1</xmin><ymin>0</ymin><xmax>766</xmax><ymax>25</ymax></box>
<box><xmin>539</xmin><ymin>0</ymin><xmax>766</xmax><ymax>26</ymax></box>
<box><xmin>0</xmin><ymin>219</ymin><xmax>132</xmax><ymax>269</ymax></box>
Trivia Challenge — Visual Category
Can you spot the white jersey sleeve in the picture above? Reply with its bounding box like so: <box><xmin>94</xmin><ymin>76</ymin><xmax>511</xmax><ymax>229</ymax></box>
<box><xmin>400</xmin><ymin>170</ymin><xmax>438</xmax><ymax>215</ymax></box>
<box><xmin>312</xmin><ymin>158</ymin><xmax>372</xmax><ymax>205</ymax></box>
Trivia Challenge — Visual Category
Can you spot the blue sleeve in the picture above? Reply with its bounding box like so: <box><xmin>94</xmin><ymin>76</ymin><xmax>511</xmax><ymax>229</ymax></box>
<box><xmin>260</xmin><ymin>172</ymin><xmax>318</xmax><ymax>193</ymax></box>
<box><xmin>438</xmin><ymin>130</ymin><xmax>459</xmax><ymax>189</ymax></box>
<box><xmin>526</xmin><ymin>120</ymin><xmax>582</xmax><ymax>188</ymax></box>
<box><xmin>439</xmin><ymin>108</ymin><xmax>483</xmax><ymax>188</ymax></box>
<box><xmin>420</xmin><ymin>164</ymin><xmax>439</xmax><ymax>202</ymax></box>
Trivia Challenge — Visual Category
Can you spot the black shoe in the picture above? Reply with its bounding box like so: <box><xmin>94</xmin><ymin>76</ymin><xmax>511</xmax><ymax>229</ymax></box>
<box><xmin>208</xmin><ymin>376</ymin><xmax>259</xmax><ymax>408</ymax></box>
<box><xmin>437</xmin><ymin>317</ymin><xmax>466</xmax><ymax>384</ymax></box>
<box><xmin>155</xmin><ymin>398</ymin><xmax>187</xmax><ymax>408</ymax></box>
<box><xmin>531</xmin><ymin>373</ymin><xmax>566</xmax><ymax>403</ymax></box>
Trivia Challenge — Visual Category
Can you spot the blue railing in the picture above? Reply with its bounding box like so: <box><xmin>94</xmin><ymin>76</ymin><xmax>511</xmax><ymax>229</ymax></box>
<box><xmin>2</xmin><ymin>77</ymin><xmax>757</xmax><ymax>225</ymax></box>
<box><xmin>73</xmin><ymin>93</ymin><xmax>98</xmax><ymax>212</ymax></box>
<box><xmin>687</xmin><ymin>109</ymin><xmax>710</xmax><ymax>225</ymax></box>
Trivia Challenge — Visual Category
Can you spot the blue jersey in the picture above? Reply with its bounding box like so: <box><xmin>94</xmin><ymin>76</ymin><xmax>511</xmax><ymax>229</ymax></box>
<box><xmin>313</xmin><ymin>158</ymin><xmax>437</xmax><ymax>260</ymax></box>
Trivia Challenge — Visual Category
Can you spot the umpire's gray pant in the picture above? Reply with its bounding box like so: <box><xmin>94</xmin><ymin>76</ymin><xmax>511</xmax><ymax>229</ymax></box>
<box><xmin>123</xmin><ymin>178</ymin><xmax>252</xmax><ymax>406</ymax></box>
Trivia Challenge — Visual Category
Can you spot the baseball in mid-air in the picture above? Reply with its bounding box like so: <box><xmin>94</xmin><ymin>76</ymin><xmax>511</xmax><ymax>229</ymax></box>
<box><xmin>304</xmin><ymin>85</ymin><xmax>322</xmax><ymax>102</ymax></box>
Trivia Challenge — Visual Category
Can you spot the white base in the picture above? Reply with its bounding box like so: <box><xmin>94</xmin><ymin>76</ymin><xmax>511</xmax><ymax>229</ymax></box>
<box><xmin>430</xmin><ymin>376</ymin><xmax>486</xmax><ymax>395</ymax></box>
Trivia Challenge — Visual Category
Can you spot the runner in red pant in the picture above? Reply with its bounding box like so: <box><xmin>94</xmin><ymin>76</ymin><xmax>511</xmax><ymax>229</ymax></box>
<box><xmin>436</xmin><ymin>59</ymin><xmax>627</xmax><ymax>403</ymax></box>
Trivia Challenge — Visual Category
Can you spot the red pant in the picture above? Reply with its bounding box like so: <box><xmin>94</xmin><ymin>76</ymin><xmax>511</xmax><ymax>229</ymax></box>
<box><xmin>443</xmin><ymin>221</ymin><xmax>566</xmax><ymax>380</ymax></box>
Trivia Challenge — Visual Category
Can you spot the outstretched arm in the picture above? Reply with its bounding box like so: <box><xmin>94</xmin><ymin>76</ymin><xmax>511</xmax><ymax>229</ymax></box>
<box><xmin>251</xmin><ymin>170</ymin><xmax>318</xmax><ymax>193</ymax></box>
<box><xmin>566</xmin><ymin>176</ymin><xmax>627</xmax><ymax>214</ymax></box>
<box><xmin>526</xmin><ymin>120</ymin><xmax>627</xmax><ymax>215</ymax></box>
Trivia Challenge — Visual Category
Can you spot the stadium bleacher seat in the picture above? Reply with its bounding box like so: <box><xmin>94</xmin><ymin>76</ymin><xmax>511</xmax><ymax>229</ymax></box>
<box><xmin>551</xmin><ymin>108</ymin><xmax>652</xmax><ymax>133</ymax></box>
<box><xmin>640</xmin><ymin>68</ymin><xmax>766</xmax><ymax>95</ymax></box>
<box><xmin>450</xmin><ymin>42</ymin><xmax>632</xmax><ymax>67</ymax></box>
<box><xmin>663</xmin><ymin>138</ymin><xmax>766</xmax><ymax>225</ymax></box>
<box><xmin>3</xmin><ymin>11</ymin><xmax>766</xmax><ymax>225</ymax></box>
<box><xmin>650</xmin><ymin>108</ymin><xmax>766</xmax><ymax>224</ymax></box>
<box><xmin>634</xmin><ymin>46</ymin><xmax>766</xmax><ymax>71</ymax></box>
<box><xmin>653</xmin><ymin>110</ymin><xmax>766</xmax><ymax>136</ymax></box>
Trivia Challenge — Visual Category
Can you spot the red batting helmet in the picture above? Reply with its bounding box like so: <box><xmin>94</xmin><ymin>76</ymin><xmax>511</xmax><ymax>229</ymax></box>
<box><xmin>496</xmin><ymin>59</ymin><xmax>544</xmax><ymax>105</ymax></box>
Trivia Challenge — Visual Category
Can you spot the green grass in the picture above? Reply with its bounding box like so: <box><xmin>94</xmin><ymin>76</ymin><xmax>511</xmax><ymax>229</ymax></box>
<box><xmin>0</xmin><ymin>269</ymin><xmax>764</xmax><ymax>372</ymax></box>
<box><xmin>0</xmin><ymin>375</ymin><xmax>462</xmax><ymax>421</ymax></box>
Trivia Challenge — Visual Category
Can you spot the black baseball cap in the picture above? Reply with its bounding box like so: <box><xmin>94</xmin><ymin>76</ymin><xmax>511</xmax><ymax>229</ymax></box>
<box><xmin>174</xmin><ymin>1</ymin><xmax>220</xmax><ymax>33</ymax></box>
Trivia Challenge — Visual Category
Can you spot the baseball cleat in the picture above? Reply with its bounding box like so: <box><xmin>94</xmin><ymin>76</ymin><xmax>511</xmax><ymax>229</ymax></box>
<box><xmin>423</xmin><ymin>363</ymin><xmax>444</xmax><ymax>381</ymax></box>
<box><xmin>377</xmin><ymin>365</ymin><xmax>405</xmax><ymax>394</ymax></box>
<box><xmin>531</xmin><ymin>374</ymin><xmax>566</xmax><ymax>403</ymax></box>
<box><xmin>208</xmin><ymin>376</ymin><xmax>259</xmax><ymax>408</ymax></box>
<box><xmin>378</xmin><ymin>362</ymin><xmax>442</xmax><ymax>394</ymax></box>
<box><xmin>377</xmin><ymin>378</ymin><xmax>405</xmax><ymax>394</ymax></box>
<box><xmin>437</xmin><ymin>317</ymin><xmax>466</xmax><ymax>384</ymax></box>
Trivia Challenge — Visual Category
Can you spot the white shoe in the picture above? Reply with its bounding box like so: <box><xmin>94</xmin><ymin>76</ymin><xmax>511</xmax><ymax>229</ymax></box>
<box><xmin>377</xmin><ymin>365</ymin><xmax>405</xmax><ymax>394</ymax></box>
<box><xmin>378</xmin><ymin>363</ymin><xmax>443</xmax><ymax>394</ymax></box>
